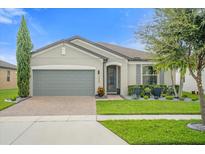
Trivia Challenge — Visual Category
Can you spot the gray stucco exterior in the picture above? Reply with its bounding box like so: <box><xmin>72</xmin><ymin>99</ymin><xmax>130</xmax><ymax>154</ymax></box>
<box><xmin>30</xmin><ymin>36</ymin><xmax>175</xmax><ymax>96</ymax></box>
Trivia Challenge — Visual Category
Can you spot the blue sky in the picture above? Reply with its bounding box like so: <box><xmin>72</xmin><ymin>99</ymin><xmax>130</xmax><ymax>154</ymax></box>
<box><xmin>0</xmin><ymin>8</ymin><xmax>154</xmax><ymax>64</ymax></box>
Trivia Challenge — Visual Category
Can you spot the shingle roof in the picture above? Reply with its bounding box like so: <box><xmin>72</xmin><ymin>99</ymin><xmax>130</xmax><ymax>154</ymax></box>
<box><xmin>32</xmin><ymin>35</ymin><xmax>152</xmax><ymax>61</ymax></box>
<box><xmin>0</xmin><ymin>60</ymin><xmax>16</xmax><ymax>70</ymax></box>
<box><xmin>96</xmin><ymin>42</ymin><xmax>152</xmax><ymax>61</ymax></box>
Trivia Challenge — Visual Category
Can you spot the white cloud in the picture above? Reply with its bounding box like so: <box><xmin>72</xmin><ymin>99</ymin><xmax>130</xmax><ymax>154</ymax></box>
<box><xmin>0</xmin><ymin>53</ymin><xmax>16</xmax><ymax>65</ymax></box>
<box><xmin>0</xmin><ymin>41</ymin><xmax>10</xmax><ymax>45</ymax></box>
<box><xmin>0</xmin><ymin>8</ymin><xmax>26</xmax><ymax>24</ymax></box>
<box><xmin>0</xmin><ymin>16</ymin><xmax>12</xmax><ymax>24</ymax></box>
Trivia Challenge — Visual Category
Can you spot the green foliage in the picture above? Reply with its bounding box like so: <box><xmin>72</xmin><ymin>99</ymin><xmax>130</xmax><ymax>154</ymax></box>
<box><xmin>0</xmin><ymin>89</ymin><xmax>18</xmax><ymax>110</ymax></box>
<box><xmin>128</xmin><ymin>85</ymin><xmax>137</xmax><ymax>95</ymax></box>
<box><xmin>166</xmin><ymin>95</ymin><xmax>174</xmax><ymax>100</ymax></box>
<box><xmin>137</xmin><ymin>8</ymin><xmax>205</xmax><ymax>122</ymax></box>
<box><xmin>143</xmin><ymin>95</ymin><xmax>149</xmax><ymax>99</ymax></box>
<box><xmin>128</xmin><ymin>84</ymin><xmax>169</xmax><ymax>96</ymax></box>
<box><xmin>101</xmin><ymin>120</ymin><xmax>205</xmax><ymax>144</ymax></box>
<box><xmin>161</xmin><ymin>93</ymin><xmax>166</xmax><ymax>97</ymax></box>
<box><xmin>192</xmin><ymin>98</ymin><xmax>199</xmax><ymax>101</ymax></box>
<box><xmin>16</xmin><ymin>16</ymin><xmax>33</xmax><ymax>97</ymax></box>
<box><xmin>11</xmin><ymin>96</ymin><xmax>17</xmax><ymax>101</ymax></box>
<box><xmin>183</xmin><ymin>91</ymin><xmax>199</xmax><ymax>101</ymax></box>
<box><xmin>144</xmin><ymin>87</ymin><xmax>151</xmax><ymax>93</ymax></box>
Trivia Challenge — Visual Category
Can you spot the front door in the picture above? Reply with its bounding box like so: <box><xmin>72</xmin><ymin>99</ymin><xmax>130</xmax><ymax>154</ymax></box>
<box><xmin>107</xmin><ymin>65</ymin><xmax>117</xmax><ymax>93</ymax></box>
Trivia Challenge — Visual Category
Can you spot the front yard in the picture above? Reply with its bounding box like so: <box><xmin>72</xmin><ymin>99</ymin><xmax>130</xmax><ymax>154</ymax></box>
<box><xmin>97</xmin><ymin>100</ymin><xmax>200</xmax><ymax>115</ymax></box>
<box><xmin>100</xmin><ymin>120</ymin><xmax>205</xmax><ymax>144</ymax></box>
<box><xmin>0</xmin><ymin>89</ymin><xmax>18</xmax><ymax>111</ymax></box>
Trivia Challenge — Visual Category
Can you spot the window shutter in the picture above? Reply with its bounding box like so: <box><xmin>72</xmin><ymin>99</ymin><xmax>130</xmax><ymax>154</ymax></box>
<box><xmin>136</xmin><ymin>64</ymin><xmax>141</xmax><ymax>84</ymax></box>
<box><xmin>160</xmin><ymin>71</ymin><xmax>164</xmax><ymax>84</ymax></box>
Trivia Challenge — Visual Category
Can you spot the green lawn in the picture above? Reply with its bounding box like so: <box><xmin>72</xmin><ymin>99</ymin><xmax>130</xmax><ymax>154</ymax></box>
<box><xmin>0</xmin><ymin>89</ymin><xmax>18</xmax><ymax>111</ymax></box>
<box><xmin>97</xmin><ymin>100</ymin><xmax>200</xmax><ymax>115</ymax></box>
<box><xmin>100</xmin><ymin>120</ymin><xmax>205</xmax><ymax>144</ymax></box>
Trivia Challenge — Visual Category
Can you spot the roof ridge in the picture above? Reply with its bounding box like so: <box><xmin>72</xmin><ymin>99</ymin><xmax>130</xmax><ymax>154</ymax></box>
<box><xmin>68</xmin><ymin>42</ymin><xmax>108</xmax><ymax>60</ymax></box>
<box><xmin>97</xmin><ymin>42</ymin><xmax>147</xmax><ymax>53</ymax></box>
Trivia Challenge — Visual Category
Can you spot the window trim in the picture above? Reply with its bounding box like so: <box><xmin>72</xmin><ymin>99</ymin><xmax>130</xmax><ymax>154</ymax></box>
<box><xmin>142</xmin><ymin>65</ymin><xmax>158</xmax><ymax>85</ymax></box>
<box><xmin>7</xmin><ymin>70</ymin><xmax>10</xmax><ymax>82</ymax></box>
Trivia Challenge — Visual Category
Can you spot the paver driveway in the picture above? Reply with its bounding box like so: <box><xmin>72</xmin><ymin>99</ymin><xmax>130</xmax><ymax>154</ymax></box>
<box><xmin>0</xmin><ymin>96</ymin><xmax>96</xmax><ymax>116</ymax></box>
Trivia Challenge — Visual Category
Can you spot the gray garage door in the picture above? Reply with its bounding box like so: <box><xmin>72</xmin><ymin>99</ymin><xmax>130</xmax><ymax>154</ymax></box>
<box><xmin>33</xmin><ymin>70</ymin><xmax>95</xmax><ymax>96</ymax></box>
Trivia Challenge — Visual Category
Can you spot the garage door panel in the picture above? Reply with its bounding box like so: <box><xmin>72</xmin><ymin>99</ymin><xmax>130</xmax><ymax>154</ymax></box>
<box><xmin>33</xmin><ymin>70</ymin><xmax>95</xmax><ymax>96</ymax></box>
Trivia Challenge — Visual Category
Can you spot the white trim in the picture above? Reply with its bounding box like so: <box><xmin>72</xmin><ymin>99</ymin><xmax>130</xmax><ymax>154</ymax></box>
<box><xmin>32</xmin><ymin>43</ymin><xmax>103</xmax><ymax>61</ymax></box>
<box><xmin>129</xmin><ymin>61</ymin><xmax>155</xmax><ymax>65</ymax></box>
<box><xmin>71</xmin><ymin>39</ymin><xmax>124</xmax><ymax>59</ymax></box>
<box><xmin>106</xmin><ymin>62</ymin><xmax>122</xmax><ymax>66</ymax></box>
<box><xmin>31</xmin><ymin>65</ymin><xmax>96</xmax><ymax>70</ymax></box>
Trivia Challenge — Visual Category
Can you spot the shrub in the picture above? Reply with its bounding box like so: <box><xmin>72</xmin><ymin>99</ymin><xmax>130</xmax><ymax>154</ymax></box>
<box><xmin>182</xmin><ymin>94</ymin><xmax>188</xmax><ymax>98</ymax></box>
<box><xmin>129</xmin><ymin>84</ymin><xmax>169</xmax><ymax>96</ymax></box>
<box><xmin>144</xmin><ymin>95</ymin><xmax>149</xmax><ymax>99</ymax></box>
<box><xmin>144</xmin><ymin>87</ymin><xmax>151</xmax><ymax>93</ymax></box>
<box><xmin>159</xmin><ymin>84</ymin><xmax>168</xmax><ymax>92</ymax></box>
<box><xmin>182</xmin><ymin>91</ymin><xmax>199</xmax><ymax>101</ymax></box>
<box><xmin>166</xmin><ymin>95</ymin><xmax>174</xmax><ymax>100</ymax></box>
<box><xmin>192</xmin><ymin>97</ymin><xmax>199</xmax><ymax>101</ymax></box>
<box><xmin>128</xmin><ymin>85</ymin><xmax>137</xmax><ymax>96</ymax></box>
<box><xmin>11</xmin><ymin>96</ymin><xmax>17</xmax><ymax>101</ymax></box>
<box><xmin>161</xmin><ymin>93</ymin><xmax>166</xmax><ymax>97</ymax></box>
<box><xmin>97</xmin><ymin>87</ymin><xmax>105</xmax><ymax>97</ymax></box>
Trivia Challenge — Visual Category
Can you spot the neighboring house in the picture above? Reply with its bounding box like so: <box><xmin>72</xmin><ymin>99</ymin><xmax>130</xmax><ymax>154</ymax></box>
<box><xmin>0</xmin><ymin>60</ymin><xmax>17</xmax><ymax>90</ymax></box>
<box><xmin>30</xmin><ymin>36</ymin><xmax>174</xmax><ymax>96</ymax></box>
<box><xmin>176</xmin><ymin>70</ymin><xmax>205</xmax><ymax>92</ymax></box>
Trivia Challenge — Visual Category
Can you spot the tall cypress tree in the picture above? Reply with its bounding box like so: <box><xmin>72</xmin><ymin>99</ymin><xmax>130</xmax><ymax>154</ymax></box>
<box><xmin>16</xmin><ymin>16</ymin><xmax>33</xmax><ymax>97</ymax></box>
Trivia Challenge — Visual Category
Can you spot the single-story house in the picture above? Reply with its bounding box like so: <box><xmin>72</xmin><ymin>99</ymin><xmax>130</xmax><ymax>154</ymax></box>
<box><xmin>0</xmin><ymin>60</ymin><xmax>17</xmax><ymax>90</ymax></box>
<box><xmin>30</xmin><ymin>36</ymin><xmax>174</xmax><ymax>96</ymax></box>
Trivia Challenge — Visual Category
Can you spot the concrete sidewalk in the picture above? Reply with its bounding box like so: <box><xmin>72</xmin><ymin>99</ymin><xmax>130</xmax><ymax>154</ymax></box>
<box><xmin>0</xmin><ymin>116</ymin><xmax>127</xmax><ymax>145</ymax></box>
<box><xmin>0</xmin><ymin>114</ymin><xmax>201</xmax><ymax>145</ymax></box>
<box><xmin>97</xmin><ymin>114</ymin><xmax>201</xmax><ymax>120</ymax></box>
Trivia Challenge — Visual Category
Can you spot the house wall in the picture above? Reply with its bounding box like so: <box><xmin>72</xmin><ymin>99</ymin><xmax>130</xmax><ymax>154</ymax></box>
<box><xmin>127</xmin><ymin>63</ymin><xmax>174</xmax><ymax>86</ymax></box>
<box><xmin>31</xmin><ymin>38</ymin><xmax>177</xmax><ymax>96</ymax></box>
<box><xmin>30</xmin><ymin>44</ymin><xmax>103</xmax><ymax>96</ymax></box>
<box><xmin>176</xmin><ymin>69</ymin><xmax>205</xmax><ymax>92</ymax></box>
<box><xmin>71</xmin><ymin>39</ymin><xmax>129</xmax><ymax>96</ymax></box>
<box><xmin>128</xmin><ymin>64</ymin><xmax>136</xmax><ymax>85</ymax></box>
<box><xmin>164</xmin><ymin>70</ymin><xmax>176</xmax><ymax>85</ymax></box>
<box><xmin>0</xmin><ymin>68</ymin><xmax>17</xmax><ymax>89</ymax></box>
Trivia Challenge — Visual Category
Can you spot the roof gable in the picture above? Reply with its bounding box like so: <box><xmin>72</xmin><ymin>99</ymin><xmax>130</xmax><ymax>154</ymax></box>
<box><xmin>32</xmin><ymin>35</ymin><xmax>152</xmax><ymax>61</ymax></box>
<box><xmin>32</xmin><ymin>39</ymin><xmax>108</xmax><ymax>61</ymax></box>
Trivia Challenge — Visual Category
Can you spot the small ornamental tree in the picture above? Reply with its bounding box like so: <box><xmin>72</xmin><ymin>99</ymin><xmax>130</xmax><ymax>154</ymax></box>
<box><xmin>137</xmin><ymin>9</ymin><xmax>205</xmax><ymax>127</ymax></box>
<box><xmin>16</xmin><ymin>16</ymin><xmax>33</xmax><ymax>97</ymax></box>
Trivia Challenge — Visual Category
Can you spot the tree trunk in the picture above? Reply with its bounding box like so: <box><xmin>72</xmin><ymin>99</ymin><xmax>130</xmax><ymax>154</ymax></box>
<box><xmin>178</xmin><ymin>73</ymin><xmax>184</xmax><ymax>98</ymax></box>
<box><xmin>170</xmin><ymin>69</ymin><xmax>178</xmax><ymax>97</ymax></box>
<box><xmin>196</xmin><ymin>71</ymin><xmax>205</xmax><ymax>125</ymax></box>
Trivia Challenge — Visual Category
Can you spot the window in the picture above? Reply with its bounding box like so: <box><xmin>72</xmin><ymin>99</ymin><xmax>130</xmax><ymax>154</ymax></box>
<box><xmin>7</xmin><ymin>70</ymin><xmax>10</xmax><ymax>82</ymax></box>
<box><xmin>142</xmin><ymin>65</ymin><xmax>157</xmax><ymax>84</ymax></box>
